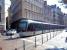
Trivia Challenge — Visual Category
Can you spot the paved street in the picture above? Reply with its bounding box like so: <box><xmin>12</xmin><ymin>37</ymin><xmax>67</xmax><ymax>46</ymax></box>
<box><xmin>0</xmin><ymin>0</ymin><xmax>67</xmax><ymax>50</ymax></box>
<box><xmin>0</xmin><ymin>30</ymin><xmax>67</xmax><ymax>50</ymax></box>
<box><xmin>42</xmin><ymin>30</ymin><xmax>67</xmax><ymax>50</ymax></box>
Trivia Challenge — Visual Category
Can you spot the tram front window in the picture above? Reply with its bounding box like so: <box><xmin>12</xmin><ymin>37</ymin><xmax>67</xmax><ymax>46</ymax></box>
<box><xmin>19</xmin><ymin>22</ymin><xmax>27</xmax><ymax>31</ymax></box>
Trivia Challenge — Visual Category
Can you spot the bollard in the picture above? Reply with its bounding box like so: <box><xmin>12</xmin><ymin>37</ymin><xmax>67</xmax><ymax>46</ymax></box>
<box><xmin>35</xmin><ymin>36</ymin><xmax>37</xmax><ymax>47</ymax></box>
<box><xmin>53</xmin><ymin>30</ymin><xmax>55</xmax><ymax>38</ymax></box>
<box><xmin>56</xmin><ymin>29</ymin><xmax>57</xmax><ymax>36</ymax></box>
<box><xmin>34</xmin><ymin>31</ymin><xmax>37</xmax><ymax>47</ymax></box>
<box><xmin>23</xmin><ymin>40</ymin><xmax>25</xmax><ymax>50</ymax></box>
<box><xmin>47</xmin><ymin>34</ymin><xmax>48</xmax><ymax>41</ymax></box>
<box><xmin>50</xmin><ymin>32</ymin><xmax>51</xmax><ymax>39</ymax></box>
<box><xmin>42</xmin><ymin>34</ymin><xmax>43</xmax><ymax>44</ymax></box>
<box><xmin>42</xmin><ymin>30</ymin><xmax>43</xmax><ymax>44</ymax></box>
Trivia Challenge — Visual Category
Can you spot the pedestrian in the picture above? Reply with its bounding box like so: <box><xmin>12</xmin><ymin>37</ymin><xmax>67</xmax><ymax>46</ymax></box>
<box><xmin>15</xmin><ymin>48</ymin><xmax>17</xmax><ymax>50</ymax></box>
<box><xmin>0</xmin><ymin>47</ymin><xmax>2</xmax><ymax>50</ymax></box>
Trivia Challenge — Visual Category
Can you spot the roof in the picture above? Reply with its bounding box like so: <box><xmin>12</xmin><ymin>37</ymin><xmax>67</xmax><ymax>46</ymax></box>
<box><xmin>20</xmin><ymin>19</ymin><xmax>65</xmax><ymax>26</ymax></box>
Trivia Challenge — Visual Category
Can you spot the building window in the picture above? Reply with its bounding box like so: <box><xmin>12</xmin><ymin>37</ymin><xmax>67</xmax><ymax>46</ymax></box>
<box><xmin>0</xmin><ymin>6</ymin><xmax>1</xmax><ymax>22</ymax></box>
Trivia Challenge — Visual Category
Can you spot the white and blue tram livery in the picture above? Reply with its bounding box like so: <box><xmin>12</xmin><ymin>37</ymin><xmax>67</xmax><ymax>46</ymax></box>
<box><xmin>11</xmin><ymin>19</ymin><xmax>65</xmax><ymax>37</ymax></box>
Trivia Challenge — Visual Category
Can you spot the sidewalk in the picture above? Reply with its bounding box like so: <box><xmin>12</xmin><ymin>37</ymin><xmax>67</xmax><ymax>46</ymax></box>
<box><xmin>36</xmin><ymin>30</ymin><xmax>67</xmax><ymax>50</ymax></box>
<box><xmin>0</xmin><ymin>30</ymin><xmax>67</xmax><ymax>50</ymax></box>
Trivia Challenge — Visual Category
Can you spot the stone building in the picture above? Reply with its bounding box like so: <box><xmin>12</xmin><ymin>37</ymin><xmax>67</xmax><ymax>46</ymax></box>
<box><xmin>64</xmin><ymin>14</ymin><xmax>67</xmax><ymax>27</ymax></box>
<box><xmin>44</xmin><ymin>2</ymin><xmax>64</xmax><ymax>25</ymax></box>
<box><xmin>44</xmin><ymin>1</ymin><xmax>53</xmax><ymax>23</ymax></box>
<box><xmin>0</xmin><ymin>0</ymin><xmax>5</xmax><ymax>32</ymax></box>
<box><xmin>10</xmin><ymin>0</ymin><xmax>44</xmax><ymax>29</ymax></box>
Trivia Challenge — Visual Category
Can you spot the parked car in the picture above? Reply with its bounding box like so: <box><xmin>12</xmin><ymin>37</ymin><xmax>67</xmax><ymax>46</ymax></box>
<box><xmin>12</xmin><ymin>33</ymin><xmax>19</xmax><ymax>38</ymax></box>
<box><xmin>6</xmin><ymin>29</ymin><xmax>17</xmax><ymax>36</ymax></box>
<box><xmin>6</xmin><ymin>29</ymin><xmax>19</xmax><ymax>39</ymax></box>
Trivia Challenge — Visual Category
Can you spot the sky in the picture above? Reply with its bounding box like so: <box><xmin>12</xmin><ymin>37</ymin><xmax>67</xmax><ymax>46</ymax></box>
<box><xmin>5</xmin><ymin>0</ymin><xmax>11</xmax><ymax>17</ymax></box>
<box><xmin>46</xmin><ymin>0</ymin><xmax>67</xmax><ymax>14</ymax></box>
<box><xmin>5</xmin><ymin>0</ymin><xmax>67</xmax><ymax>17</ymax></box>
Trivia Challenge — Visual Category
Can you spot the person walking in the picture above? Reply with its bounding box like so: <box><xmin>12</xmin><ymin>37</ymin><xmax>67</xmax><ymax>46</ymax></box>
<box><xmin>65</xmin><ymin>37</ymin><xmax>67</xmax><ymax>42</ymax></box>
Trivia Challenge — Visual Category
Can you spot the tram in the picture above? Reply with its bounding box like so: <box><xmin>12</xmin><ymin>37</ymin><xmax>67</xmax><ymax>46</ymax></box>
<box><xmin>17</xmin><ymin>19</ymin><xmax>65</xmax><ymax>37</ymax></box>
<box><xmin>18</xmin><ymin>19</ymin><xmax>65</xmax><ymax>31</ymax></box>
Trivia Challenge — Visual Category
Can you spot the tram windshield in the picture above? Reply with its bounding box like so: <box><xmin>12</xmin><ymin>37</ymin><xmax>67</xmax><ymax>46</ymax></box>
<box><xmin>19</xmin><ymin>21</ymin><xmax>27</xmax><ymax>31</ymax></box>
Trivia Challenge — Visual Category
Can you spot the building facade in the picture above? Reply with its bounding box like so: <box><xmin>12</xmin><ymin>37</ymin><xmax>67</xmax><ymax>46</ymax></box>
<box><xmin>44</xmin><ymin>2</ymin><xmax>65</xmax><ymax>25</ymax></box>
<box><xmin>9</xmin><ymin>0</ymin><xmax>66</xmax><ymax>30</ymax></box>
<box><xmin>44</xmin><ymin>1</ymin><xmax>53</xmax><ymax>24</ymax></box>
<box><xmin>0</xmin><ymin>0</ymin><xmax>5</xmax><ymax>32</ymax></box>
<box><xmin>10</xmin><ymin>0</ymin><xmax>44</xmax><ymax>29</ymax></box>
<box><xmin>7</xmin><ymin>7</ymin><xmax>12</xmax><ymax>29</ymax></box>
<box><xmin>64</xmin><ymin>14</ymin><xmax>67</xmax><ymax>27</ymax></box>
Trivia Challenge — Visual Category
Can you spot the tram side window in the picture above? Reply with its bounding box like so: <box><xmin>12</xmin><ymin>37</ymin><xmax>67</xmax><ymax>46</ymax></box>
<box><xmin>28</xmin><ymin>23</ymin><xmax>44</xmax><ymax>31</ymax></box>
<box><xmin>28</xmin><ymin>24</ymin><xmax>32</xmax><ymax>31</ymax></box>
<box><xmin>42</xmin><ymin>24</ymin><xmax>45</xmax><ymax>30</ymax></box>
<box><xmin>34</xmin><ymin>24</ymin><xmax>39</xmax><ymax>31</ymax></box>
<box><xmin>44</xmin><ymin>24</ymin><xmax>48</xmax><ymax>30</ymax></box>
<box><xmin>32</xmin><ymin>23</ymin><xmax>39</xmax><ymax>31</ymax></box>
<box><xmin>34</xmin><ymin>23</ymin><xmax>43</xmax><ymax>31</ymax></box>
<box><xmin>28</xmin><ymin>24</ymin><xmax>35</xmax><ymax>31</ymax></box>
<box><xmin>39</xmin><ymin>24</ymin><xmax>42</xmax><ymax>30</ymax></box>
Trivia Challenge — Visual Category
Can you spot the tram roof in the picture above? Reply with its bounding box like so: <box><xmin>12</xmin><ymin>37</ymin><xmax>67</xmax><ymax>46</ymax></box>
<box><xmin>28</xmin><ymin>20</ymin><xmax>65</xmax><ymax>26</ymax></box>
<box><xmin>20</xmin><ymin>19</ymin><xmax>65</xmax><ymax>26</ymax></box>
